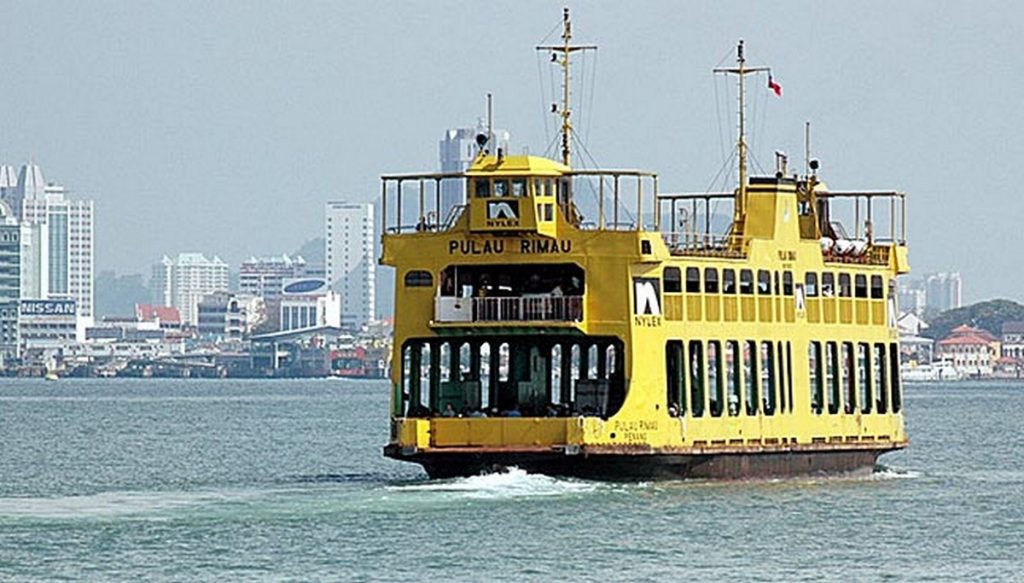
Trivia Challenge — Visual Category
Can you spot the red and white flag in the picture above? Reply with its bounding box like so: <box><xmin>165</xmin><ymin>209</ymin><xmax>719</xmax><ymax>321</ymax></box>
<box><xmin>768</xmin><ymin>75</ymin><xmax>782</xmax><ymax>97</ymax></box>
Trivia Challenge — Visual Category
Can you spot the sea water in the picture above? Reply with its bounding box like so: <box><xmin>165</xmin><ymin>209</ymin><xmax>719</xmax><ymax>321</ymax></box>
<box><xmin>0</xmin><ymin>378</ymin><xmax>1021</xmax><ymax>581</ymax></box>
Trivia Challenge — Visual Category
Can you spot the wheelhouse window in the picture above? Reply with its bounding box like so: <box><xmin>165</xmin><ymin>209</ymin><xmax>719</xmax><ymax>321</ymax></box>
<box><xmin>474</xmin><ymin>179</ymin><xmax>490</xmax><ymax>198</ymax></box>
<box><xmin>512</xmin><ymin>178</ymin><xmax>528</xmax><ymax>197</ymax></box>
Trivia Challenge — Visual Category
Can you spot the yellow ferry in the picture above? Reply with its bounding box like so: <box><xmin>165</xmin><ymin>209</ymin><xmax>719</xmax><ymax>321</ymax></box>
<box><xmin>381</xmin><ymin>11</ymin><xmax>908</xmax><ymax>479</ymax></box>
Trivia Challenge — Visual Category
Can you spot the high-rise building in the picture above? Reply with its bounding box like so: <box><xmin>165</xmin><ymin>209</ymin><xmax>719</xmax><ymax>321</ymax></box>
<box><xmin>325</xmin><ymin>202</ymin><xmax>375</xmax><ymax>329</ymax></box>
<box><xmin>239</xmin><ymin>254</ymin><xmax>308</xmax><ymax>301</ymax></box>
<box><xmin>0</xmin><ymin>202</ymin><xmax>21</xmax><ymax>363</ymax></box>
<box><xmin>1</xmin><ymin>163</ymin><xmax>94</xmax><ymax>326</ymax></box>
<box><xmin>439</xmin><ymin>122</ymin><xmax>510</xmax><ymax>212</ymax></box>
<box><xmin>924</xmin><ymin>272</ymin><xmax>963</xmax><ymax>313</ymax></box>
<box><xmin>151</xmin><ymin>253</ymin><xmax>229</xmax><ymax>326</ymax></box>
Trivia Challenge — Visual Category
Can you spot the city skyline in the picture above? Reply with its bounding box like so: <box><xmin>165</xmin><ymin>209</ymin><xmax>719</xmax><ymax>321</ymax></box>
<box><xmin>0</xmin><ymin>3</ymin><xmax>1020</xmax><ymax>304</ymax></box>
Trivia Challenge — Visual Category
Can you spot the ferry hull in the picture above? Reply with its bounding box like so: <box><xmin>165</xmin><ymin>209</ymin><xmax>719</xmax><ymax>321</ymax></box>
<box><xmin>384</xmin><ymin>445</ymin><xmax>899</xmax><ymax>481</ymax></box>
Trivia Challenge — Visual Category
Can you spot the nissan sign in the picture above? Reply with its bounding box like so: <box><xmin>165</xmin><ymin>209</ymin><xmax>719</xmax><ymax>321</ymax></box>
<box><xmin>20</xmin><ymin>300</ymin><xmax>77</xmax><ymax>316</ymax></box>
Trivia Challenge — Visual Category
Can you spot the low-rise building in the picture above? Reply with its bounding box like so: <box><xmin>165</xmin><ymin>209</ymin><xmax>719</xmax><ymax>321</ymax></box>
<box><xmin>279</xmin><ymin>278</ymin><xmax>341</xmax><ymax>331</ymax></box>
<box><xmin>1001</xmin><ymin>321</ymin><xmax>1024</xmax><ymax>360</ymax></box>
<box><xmin>197</xmin><ymin>292</ymin><xmax>265</xmax><ymax>340</ymax></box>
<box><xmin>936</xmin><ymin>324</ymin><xmax>1001</xmax><ymax>377</ymax></box>
<box><xmin>18</xmin><ymin>299</ymin><xmax>78</xmax><ymax>361</ymax></box>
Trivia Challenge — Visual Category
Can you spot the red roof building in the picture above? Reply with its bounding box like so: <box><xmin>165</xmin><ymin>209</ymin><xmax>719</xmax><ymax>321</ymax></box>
<box><xmin>936</xmin><ymin>325</ymin><xmax>1001</xmax><ymax>375</ymax></box>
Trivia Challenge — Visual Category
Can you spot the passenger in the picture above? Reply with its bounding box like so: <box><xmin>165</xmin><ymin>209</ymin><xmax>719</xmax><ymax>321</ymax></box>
<box><xmin>668</xmin><ymin>402</ymin><xmax>680</xmax><ymax>417</ymax></box>
<box><xmin>503</xmin><ymin>407</ymin><xmax>522</xmax><ymax>417</ymax></box>
<box><xmin>546</xmin><ymin>404</ymin><xmax>559</xmax><ymax>417</ymax></box>
<box><xmin>728</xmin><ymin>393</ymin><xmax>740</xmax><ymax>416</ymax></box>
<box><xmin>441</xmin><ymin>403</ymin><xmax>457</xmax><ymax>417</ymax></box>
<box><xmin>468</xmin><ymin>408</ymin><xmax>486</xmax><ymax>418</ymax></box>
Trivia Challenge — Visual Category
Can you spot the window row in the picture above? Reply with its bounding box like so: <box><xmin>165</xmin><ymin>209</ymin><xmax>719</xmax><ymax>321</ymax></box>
<box><xmin>807</xmin><ymin>341</ymin><xmax>902</xmax><ymax>415</ymax></box>
<box><xmin>664</xmin><ymin>267</ymin><xmax>794</xmax><ymax>296</ymax></box>
<box><xmin>665</xmin><ymin>339</ymin><xmax>795</xmax><ymax>419</ymax></box>
<box><xmin>805</xmin><ymin>272</ymin><xmax>886</xmax><ymax>299</ymax></box>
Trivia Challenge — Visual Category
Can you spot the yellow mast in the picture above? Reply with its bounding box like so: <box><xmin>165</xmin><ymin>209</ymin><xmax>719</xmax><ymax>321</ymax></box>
<box><xmin>537</xmin><ymin>8</ymin><xmax>596</xmax><ymax>168</ymax></box>
<box><xmin>714</xmin><ymin>40</ymin><xmax>770</xmax><ymax>226</ymax></box>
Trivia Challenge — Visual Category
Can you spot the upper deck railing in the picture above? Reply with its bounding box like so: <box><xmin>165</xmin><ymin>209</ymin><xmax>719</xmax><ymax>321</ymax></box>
<box><xmin>379</xmin><ymin>169</ymin><xmax>659</xmax><ymax>235</ymax></box>
<box><xmin>656</xmin><ymin>185</ymin><xmax>907</xmax><ymax>262</ymax></box>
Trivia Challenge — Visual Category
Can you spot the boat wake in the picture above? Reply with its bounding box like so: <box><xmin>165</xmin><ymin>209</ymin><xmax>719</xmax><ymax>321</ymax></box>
<box><xmin>871</xmin><ymin>464</ymin><xmax>922</xmax><ymax>480</ymax></box>
<box><xmin>386</xmin><ymin>467</ymin><xmax>601</xmax><ymax>500</ymax></box>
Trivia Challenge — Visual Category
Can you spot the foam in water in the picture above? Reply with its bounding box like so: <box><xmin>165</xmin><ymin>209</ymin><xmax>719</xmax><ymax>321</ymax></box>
<box><xmin>871</xmin><ymin>465</ymin><xmax>922</xmax><ymax>480</ymax></box>
<box><xmin>0</xmin><ymin>489</ymin><xmax>258</xmax><ymax>520</ymax></box>
<box><xmin>387</xmin><ymin>467</ymin><xmax>600</xmax><ymax>499</ymax></box>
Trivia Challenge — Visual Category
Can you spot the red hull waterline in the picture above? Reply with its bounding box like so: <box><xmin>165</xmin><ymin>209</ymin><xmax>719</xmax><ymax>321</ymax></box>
<box><xmin>384</xmin><ymin>444</ymin><xmax>905</xmax><ymax>481</ymax></box>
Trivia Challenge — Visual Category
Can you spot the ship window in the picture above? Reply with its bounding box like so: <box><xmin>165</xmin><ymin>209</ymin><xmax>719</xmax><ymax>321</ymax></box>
<box><xmin>839</xmin><ymin>274</ymin><xmax>852</xmax><ymax>297</ymax></box>
<box><xmin>777</xmin><ymin>341</ymin><xmax>787</xmax><ymax>413</ymax></box>
<box><xmin>493</xmin><ymin>179</ymin><xmax>510</xmax><ymax>197</ymax></box>
<box><xmin>783</xmin><ymin>272</ymin><xmax>794</xmax><ymax>296</ymax></box>
<box><xmin>664</xmin><ymin>267</ymin><xmax>682</xmax><ymax>293</ymax></box>
<box><xmin>874</xmin><ymin>343</ymin><xmax>888</xmax><ymax>414</ymax></box>
<box><xmin>821</xmin><ymin>273</ymin><xmax>835</xmax><ymax>297</ymax></box>
<box><xmin>723</xmin><ymin>269</ymin><xmax>736</xmax><ymax>294</ymax></box>
<box><xmin>704</xmin><ymin>268</ymin><xmax>719</xmax><ymax>293</ymax></box>
<box><xmin>842</xmin><ymin>342</ymin><xmax>855</xmax><ymax>414</ymax></box>
<box><xmin>512</xmin><ymin>178</ymin><xmax>528</xmax><ymax>197</ymax></box>
<box><xmin>543</xmin><ymin>203</ymin><xmax>554</xmax><ymax>221</ymax></box>
<box><xmin>757</xmin><ymin>270</ymin><xmax>771</xmax><ymax>295</ymax></box>
<box><xmin>855</xmin><ymin>274</ymin><xmax>868</xmax><ymax>298</ymax></box>
<box><xmin>726</xmin><ymin>341</ymin><xmax>740</xmax><ymax>416</ymax></box>
<box><xmin>809</xmin><ymin>342</ymin><xmax>823</xmax><ymax>414</ymax></box>
<box><xmin>666</xmin><ymin>341</ymin><xmax>685</xmax><ymax>416</ymax></box>
<box><xmin>686</xmin><ymin>268</ymin><xmax>701</xmax><ymax>293</ymax></box>
<box><xmin>744</xmin><ymin>340</ymin><xmax>758</xmax><ymax>415</ymax></box>
<box><xmin>858</xmin><ymin>343</ymin><xmax>872</xmax><ymax>414</ymax></box>
<box><xmin>740</xmin><ymin>269</ymin><xmax>754</xmax><ymax>295</ymax></box>
<box><xmin>805</xmin><ymin>273</ymin><xmax>818</xmax><ymax>297</ymax></box>
<box><xmin>689</xmin><ymin>340</ymin><xmax>705</xmax><ymax>418</ymax></box>
<box><xmin>786</xmin><ymin>342</ymin><xmax>794</xmax><ymax>413</ymax></box>
<box><xmin>826</xmin><ymin>342</ymin><xmax>840</xmax><ymax>415</ymax></box>
<box><xmin>871</xmin><ymin>275</ymin><xmax>884</xmax><ymax>299</ymax></box>
<box><xmin>708</xmin><ymin>340</ymin><xmax>723</xmax><ymax>417</ymax></box>
<box><xmin>890</xmin><ymin>342</ymin><xmax>902</xmax><ymax>413</ymax></box>
<box><xmin>761</xmin><ymin>341</ymin><xmax>776</xmax><ymax>416</ymax></box>
<box><xmin>474</xmin><ymin>179</ymin><xmax>490</xmax><ymax>198</ymax></box>
<box><xmin>404</xmin><ymin>270</ymin><xmax>433</xmax><ymax>287</ymax></box>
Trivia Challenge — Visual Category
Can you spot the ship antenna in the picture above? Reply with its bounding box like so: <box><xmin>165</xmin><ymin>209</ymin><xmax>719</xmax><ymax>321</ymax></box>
<box><xmin>487</xmin><ymin>92</ymin><xmax>494</xmax><ymax>156</ymax></box>
<box><xmin>714</xmin><ymin>40</ymin><xmax>771</xmax><ymax>225</ymax></box>
<box><xmin>537</xmin><ymin>7</ymin><xmax>596</xmax><ymax>167</ymax></box>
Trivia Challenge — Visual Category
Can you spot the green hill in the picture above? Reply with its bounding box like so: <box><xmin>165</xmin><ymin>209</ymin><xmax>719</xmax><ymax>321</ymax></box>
<box><xmin>922</xmin><ymin>299</ymin><xmax>1024</xmax><ymax>340</ymax></box>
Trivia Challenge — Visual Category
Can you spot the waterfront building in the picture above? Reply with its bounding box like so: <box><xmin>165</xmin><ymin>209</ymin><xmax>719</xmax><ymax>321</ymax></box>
<box><xmin>150</xmin><ymin>253</ymin><xmax>230</xmax><ymax>326</ymax></box>
<box><xmin>0</xmin><ymin>163</ymin><xmax>95</xmax><ymax>327</ymax></box>
<box><xmin>936</xmin><ymin>324</ymin><xmax>1000</xmax><ymax>376</ymax></box>
<box><xmin>439</xmin><ymin>123</ymin><xmax>510</xmax><ymax>212</ymax></box>
<box><xmin>18</xmin><ymin>298</ymin><xmax>77</xmax><ymax>354</ymax></box>
<box><xmin>0</xmin><ymin>202</ymin><xmax>21</xmax><ymax>364</ymax></box>
<box><xmin>196</xmin><ymin>291</ymin><xmax>265</xmax><ymax>340</ymax></box>
<box><xmin>325</xmin><ymin>202</ymin><xmax>374</xmax><ymax>329</ymax></box>
<box><xmin>1000</xmin><ymin>321</ymin><xmax>1024</xmax><ymax>360</ymax></box>
<box><xmin>135</xmin><ymin>304</ymin><xmax>183</xmax><ymax>331</ymax></box>
<box><xmin>279</xmin><ymin>277</ymin><xmax>341</xmax><ymax>331</ymax></box>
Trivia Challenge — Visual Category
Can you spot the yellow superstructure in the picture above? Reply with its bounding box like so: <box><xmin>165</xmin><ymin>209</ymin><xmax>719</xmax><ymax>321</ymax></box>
<box><xmin>380</xmin><ymin>16</ymin><xmax>909</xmax><ymax>480</ymax></box>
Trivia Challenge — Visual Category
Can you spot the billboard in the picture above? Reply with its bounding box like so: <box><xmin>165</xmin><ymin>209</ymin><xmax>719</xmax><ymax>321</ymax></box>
<box><xmin>19</xmin><ymin>299</ymin><xmax>77</xmax><ymax>316</ymax></box>
<box><xmin>282</xmin><ymin>278</ymin><xmax>329</xmax><ymax>296</ymax></box>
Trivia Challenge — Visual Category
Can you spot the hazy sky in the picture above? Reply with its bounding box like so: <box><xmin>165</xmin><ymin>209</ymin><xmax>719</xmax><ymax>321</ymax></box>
<box><xmin>0</xmin><ymin>1</ymin><xmax>1019</xmax><ymax>302</ymax></box>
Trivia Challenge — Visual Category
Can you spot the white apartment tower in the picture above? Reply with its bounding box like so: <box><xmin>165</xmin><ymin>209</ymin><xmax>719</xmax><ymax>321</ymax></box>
<box><xmin>325</xmin><ymin>202</ymin><xmax>375</xmax><ymax>329</ymax></box>
<box><xmin>0</xmin><ymin>163</ymin><xmax>94</xmax><ymax>324</ymax></box>
<box><xmin>151</xmin><ymin>253</ymin><xmax>230</xmax><ymax>326</ymax></box>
